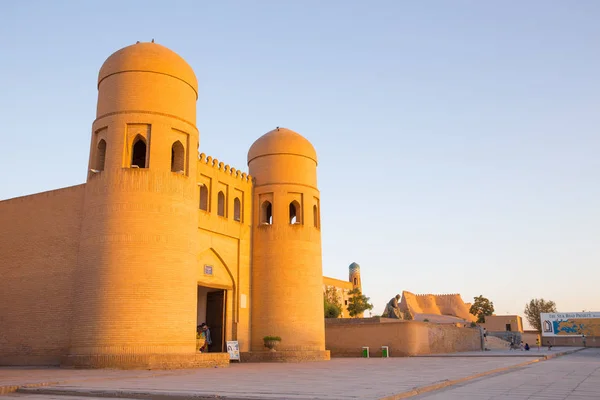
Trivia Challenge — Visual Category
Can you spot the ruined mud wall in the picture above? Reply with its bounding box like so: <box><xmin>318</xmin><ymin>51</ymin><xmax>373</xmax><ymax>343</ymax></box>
<box><xmin>400</xmin><ymin>291</ymin><xmax>477</xmax><ymax>322</ymax></box>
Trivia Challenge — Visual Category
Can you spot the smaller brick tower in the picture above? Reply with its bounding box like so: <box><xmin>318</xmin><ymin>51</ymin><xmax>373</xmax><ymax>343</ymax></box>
<box><xmin>248</xmin><ymin>127</ymin><xmax>329</xmax><ymax>361</ymax></box>
<box><xmin>349</xmin><ymin>262</ymin><xmax>361</xmax><ymax>291</ymax></box>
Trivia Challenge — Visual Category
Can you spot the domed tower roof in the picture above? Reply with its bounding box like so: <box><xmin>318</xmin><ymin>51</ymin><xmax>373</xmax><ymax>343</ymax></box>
<box><xmin>98</xmin><ymin>42</ymin><xmax>198</xmax><ymax>97</ymax></box>
<box><xmin>349</xmin><ymin>262</ymin><xmax>360</xmax><ymax>273</ymax></box>
<box><xmin>247</xmin><ymin>127</ymin><xmax>318</xmax><ymax>165</ymax></box>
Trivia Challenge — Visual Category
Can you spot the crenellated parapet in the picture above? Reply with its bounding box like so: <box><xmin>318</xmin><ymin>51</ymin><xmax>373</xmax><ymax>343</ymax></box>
<box><xmin>196</xmin><ymin>152</ymin><xmax>253</xmax><ymax>229</ymax></box>
<box><xmin>198</xmin><ymin>153</ymin><xmax>252</xmax><ymax>185</ymax></box>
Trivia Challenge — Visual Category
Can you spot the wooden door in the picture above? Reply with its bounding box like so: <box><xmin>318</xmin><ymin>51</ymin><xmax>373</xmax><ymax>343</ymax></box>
<box><xmin>206</xmin><ymin>290</ymin><xmax>226</xmax><ymax>352</ymax></box>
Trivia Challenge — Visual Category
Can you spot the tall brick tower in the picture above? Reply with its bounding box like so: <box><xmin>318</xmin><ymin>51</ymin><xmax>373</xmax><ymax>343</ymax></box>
<box><xmin>247</xmin><ymin>127</ymin><xmax>329</xmax><ymax>360</ymax></box>
<box><xmin>66</xmin><ymin>42</ymin><xmax>200</xmax><ymax>367</ymax></box>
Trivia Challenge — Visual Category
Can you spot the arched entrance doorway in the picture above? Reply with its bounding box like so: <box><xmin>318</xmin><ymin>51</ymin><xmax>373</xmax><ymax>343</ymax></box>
<box><xmin>196</xmin><ymin>248</ymin><xmax>235</xmax><ymax>353</ymax></box>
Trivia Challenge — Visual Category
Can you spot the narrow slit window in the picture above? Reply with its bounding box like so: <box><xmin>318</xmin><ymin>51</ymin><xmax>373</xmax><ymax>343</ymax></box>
<box><xmin>171</xmin><ymin>141</ymin><xmax>185</xmax><ymax>173</ymax></box>
<box><xmin>233</xmin><ymin>198</ymin><xmax>241</xmax><ymax>222</ymax></box>
<box><xmin>313</xmin><ymin>205</ymin><xmax>319</xmax><ymax>228</ymax></box>
<box><xmin>261</xmin><ymin>201</ymin><xmax>272</xmax><ymax>225</ymax></box>
<box><xmin>131</xmin><ymin>136</ymin><xmax>147</xmax><ymax>168</ymax></box>
<box><xmin>217</xmin><ymin>191</ymin><xmax>226</xmax><ymax>217</ymax></box>
<box><xmin>199</xmin><ymin>185</ymin><xmax>208</xmax><ymax>211</ymax></box>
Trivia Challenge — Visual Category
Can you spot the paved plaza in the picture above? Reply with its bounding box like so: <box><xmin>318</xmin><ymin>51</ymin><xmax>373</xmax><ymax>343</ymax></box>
<box><xmin>1</xmin><ymin>348</ymin><xmax>597</xmax><ymax>400</ymax></box>
<box><xmin>416</xmin><ymin>348</ymin><xmax>600</xmax><ymax>399</ymax></box>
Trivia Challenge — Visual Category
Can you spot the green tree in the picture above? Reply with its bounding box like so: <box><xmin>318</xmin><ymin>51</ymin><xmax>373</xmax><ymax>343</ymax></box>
<box><xmin>524</xmin><ymin>298</ymin><xmax>557</xmax><ymax>332</ymax></box>
<box><xmin>347</xmin><ymin>288</ymin><xmax>373</xmax><ymax>318</ymax></box>
<box><xmin>323</xmin><ymin>286</ymin><xmax>342</xmax><ymax>318</ymax></box>
<box><xmin>324</xmin><ymin>301</ymin><xmax>341</xmax><ymax>318</ymax></box>
<box><xmin>469</xmin><ymin>295</ymin><xmax>495</xmax><ymax>323</ymax></box>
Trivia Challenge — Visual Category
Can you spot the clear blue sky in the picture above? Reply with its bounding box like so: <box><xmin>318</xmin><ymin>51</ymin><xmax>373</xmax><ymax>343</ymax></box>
<box><xmin>2</xmin><ymin>1</ymin><xmax>599</xmax><ymax>326</ymax></box>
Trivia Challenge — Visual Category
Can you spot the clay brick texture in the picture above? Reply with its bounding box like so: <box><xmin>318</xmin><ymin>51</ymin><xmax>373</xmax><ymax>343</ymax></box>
<box><xmin>0</xmin><ymin>185</ymin><xmax>85</xmax><ymax>365</ymax></box>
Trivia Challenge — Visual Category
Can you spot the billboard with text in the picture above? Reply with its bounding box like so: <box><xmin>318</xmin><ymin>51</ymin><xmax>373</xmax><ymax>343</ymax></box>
<box><xmin>541</xmin><ymin>312</ymin><xmax>600</xmax><ymax>337</ymax></box>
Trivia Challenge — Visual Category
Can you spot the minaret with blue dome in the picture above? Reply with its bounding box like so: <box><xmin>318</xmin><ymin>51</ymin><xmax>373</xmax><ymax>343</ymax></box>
<box><xmin>349</xmin><ymin>262</ymin><xmax>362</xmax><ymax>291</ymax></box>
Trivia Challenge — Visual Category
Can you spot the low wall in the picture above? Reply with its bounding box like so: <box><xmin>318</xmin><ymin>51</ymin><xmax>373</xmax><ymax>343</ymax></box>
<box><xmin>61</xmin><ymin>353</ymin><xmax>229</xmax><ymax>369</ymax></box>
<box><xmin>543</xmin><ymin>336</ymin><xmax>600</xmax><ymax>348</ymax></box>
<box><xmin>487</xmin><ymin>331</ymin><xmax>522</xmax><ymax>344</ymax></box>
<box><xmin>522</xmin><ymin>331</ymin><xmax>540</xmax><ymax>346</ymax></box>
<box><xmin>325</xmin><ymin>318</ymin><xmax>482</xmax><ymax>357</ymax></box>
<box><xmin>240</xmin><ymin>350</ymin><xmax>330</xmax><ymax>363</ymax></box>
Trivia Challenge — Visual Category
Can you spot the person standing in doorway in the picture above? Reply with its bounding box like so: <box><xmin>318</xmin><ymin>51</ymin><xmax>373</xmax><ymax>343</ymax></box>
<box><xmin>196</xmin><ymin>325</ymin><xmax>204</xmax><ymax>352</ymax></box>
<box><xmin>199</xmin><ymin>323</ymin><xmax>212</xmax><ymax>352</ymax></box>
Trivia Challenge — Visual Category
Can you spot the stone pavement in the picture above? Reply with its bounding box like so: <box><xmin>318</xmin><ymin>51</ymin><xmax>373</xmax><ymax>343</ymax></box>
<box><xmin>0</xmin><ymin>369</ymin><xmax>200</xmax><ymax>396</ymax></box>
<box><xmin>415</xmin><ymin>348</ymin><xmax>600</xmax><ymax>400</ymax></box>
<box><xmin>0</xmin><ymin>348</ymin><xmax>587</xmax><ymax>400</ymax></box>
<box><xmin>2</xmin><ymin>358</ymin><xmax>532</xmax><ymax>400</ymax></box>
<box><xmin>415</xmin><ymin>346</ymin><xmax>579</xmax><ymax>358</ymax></box>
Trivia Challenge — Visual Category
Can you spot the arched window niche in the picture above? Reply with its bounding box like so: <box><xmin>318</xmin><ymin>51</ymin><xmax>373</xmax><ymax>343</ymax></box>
<box><xmin>233</xmin><ymin>198</ymin><xmax>241</xmax><ymax>222</ymax></box>
<box><xmin>261</xmin><ymin>201</ymin><xmax>273</xmax><ymax>225</ymax></box>
<box><xmin>217</xmin><ymin>191</ymin><xmax>226</xmax><ymax>217</ymax></box>
<box><xmin>289</xmin><ymin>201</ymin><xmax>301</xmax><ymax>224</ymax></box>
<box><xmin>171</xmin><ymin>141</ymin><xmax>185</xmax><ymax>173</ymax></box>
<box><xmin>313</xmin><ymin>204</ymin><xmax>319</xmax><ymax>228</ymax></box>
<box><xmin>95</xmin><ymin>139</ymin><xmax>106</xmax><ymax>171</ymax></box>
<box><xmin>131</xmin><ymin>136</ymin><xmax>147</xmax><ymax>168</ymax></box>
<box><xmin>199</xmin><ymin>185</ymin><xmax>209</xmax><ymax>211</ymax></box>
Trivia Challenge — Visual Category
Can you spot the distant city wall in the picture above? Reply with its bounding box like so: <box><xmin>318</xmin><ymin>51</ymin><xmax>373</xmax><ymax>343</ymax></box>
<box><xmin>400</xmin><ymin>291</ymin><xmax>477</xmax><ymax>322</ymax></box>
<box><xmin>325</xmin><ymin>318</ymin><xmax>481</xmax><ymax>357</ymax></box>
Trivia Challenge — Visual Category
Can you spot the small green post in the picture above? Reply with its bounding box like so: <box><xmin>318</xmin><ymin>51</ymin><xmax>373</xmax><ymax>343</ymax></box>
<box><xmin>381</xmin><ymin>346</ymin><xmax>389</xmax><ymax>358</ymax></box>
<box><xmin>362</xmin><ymin>346</ymin><xmax>369</xmax><ymax>358</ymax></box>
